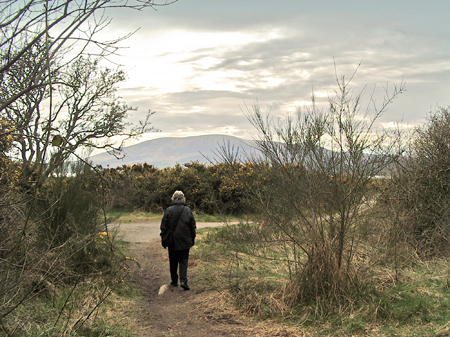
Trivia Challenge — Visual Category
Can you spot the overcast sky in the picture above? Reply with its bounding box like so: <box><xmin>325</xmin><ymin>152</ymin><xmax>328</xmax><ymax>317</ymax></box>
<box><xmin>102</xmin><ymin>0</ymin><xmax>450</xmax><ymax>143</ymax></box>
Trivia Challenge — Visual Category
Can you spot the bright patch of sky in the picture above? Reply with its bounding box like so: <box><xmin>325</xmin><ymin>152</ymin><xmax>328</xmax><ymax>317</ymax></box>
<box><xmin>116</xmin><ymin>29</ymin><xmax>283</xmax><ymax>93</ymax></box>
<box><xmin>92</xmin><ymin>0</ymin><xmax>450</xmax><ymax>147</ymax></box>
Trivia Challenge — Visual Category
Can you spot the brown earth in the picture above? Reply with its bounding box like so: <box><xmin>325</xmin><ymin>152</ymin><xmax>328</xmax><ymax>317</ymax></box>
<box><xmin>114</xmin><ymin>221</ymin><xmax>306</xmax><ymax>337</ymax></box>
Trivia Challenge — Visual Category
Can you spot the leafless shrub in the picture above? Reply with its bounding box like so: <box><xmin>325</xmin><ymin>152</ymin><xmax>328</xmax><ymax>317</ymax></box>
<box><xmin>219</xmin><ymin>66</ymin><xmax>405</xmax><ymax>310</ymax></box>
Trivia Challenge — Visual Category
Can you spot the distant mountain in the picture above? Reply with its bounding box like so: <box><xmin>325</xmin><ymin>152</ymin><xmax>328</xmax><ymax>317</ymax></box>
<box><xmin>88</xmin><ymin>134</ymin><xmax>259</xmax><ymax>168</ymax></box>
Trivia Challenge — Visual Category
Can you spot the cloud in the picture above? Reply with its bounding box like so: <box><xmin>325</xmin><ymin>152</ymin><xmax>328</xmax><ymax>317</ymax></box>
<box><xmin>103</xmin><ymin>0</ymin><xmax>450</xmax><ymax>143</ymax></box>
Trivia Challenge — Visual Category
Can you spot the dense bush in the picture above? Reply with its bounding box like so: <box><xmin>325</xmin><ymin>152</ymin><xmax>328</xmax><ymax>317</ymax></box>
<box><xmin>388</xmin><ymin>106</ymin><xmax>450</xmax><ymax>256</ymax></box>
<box><xmin>98</xmin><ymin>161</ymin><xmax>260</xmax><ymax>215</ymax></box>
<box><xmin>34</xmin><ymin>176</ymin><xmax>102</xmax><ymax>248</ymax></box>
<box><xmin>0</xmin><ymin>161</ymin><xmax>130</xmax><ymax>334</ymax></box>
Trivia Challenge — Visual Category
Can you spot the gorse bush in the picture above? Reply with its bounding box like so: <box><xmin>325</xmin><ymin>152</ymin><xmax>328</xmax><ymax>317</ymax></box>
<box><xmin>34</xmin><ymin>175</ymin><xmax>103</xmax><ymax>249</ymax></box>
<box><xmin>31</xmin><ymin>170</ymin><xmax>121</xmax><ymax>278</ymax></box>
<box><xmin>389</xmin><ymin>106</ymin><xmax>450</xmax><ymax>257</ymax></box>
<box><xmin>0</xmin><ymin>161</ymin><xmax>132</xmax><ymax>335</ymax></box>
<box><xmin>98</xmin><ymin>161</ymin><xmax>258</xmax><ymax>215</ymax></box>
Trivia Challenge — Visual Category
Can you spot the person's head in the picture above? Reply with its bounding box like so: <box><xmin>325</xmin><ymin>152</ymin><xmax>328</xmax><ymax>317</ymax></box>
<box><xmin>171</xmin><ymin>190</ymin><xmax>185</xmax><ymax>203</ymax></box>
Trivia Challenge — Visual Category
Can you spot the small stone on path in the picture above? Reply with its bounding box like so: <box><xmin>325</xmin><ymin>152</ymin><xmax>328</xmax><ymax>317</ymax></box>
<box><xmin>158</xmin><ymin>284</ymin><xmax>169</xmax><ymax>295</ymax></box>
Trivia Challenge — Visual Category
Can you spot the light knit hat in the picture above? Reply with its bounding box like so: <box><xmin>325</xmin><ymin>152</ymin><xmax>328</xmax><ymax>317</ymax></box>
<box><xmin>171</xmin><ymin>190</ymin><xmax>185</xmax><ymax>202</ymax></box>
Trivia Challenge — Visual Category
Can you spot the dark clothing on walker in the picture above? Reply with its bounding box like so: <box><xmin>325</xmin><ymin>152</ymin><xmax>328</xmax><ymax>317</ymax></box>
<box><xmin>160</xmin><ymin>200</ymin><xmax>196</xmax><ymax>285</ymax></box>
<box><xmin>168</xmin><ymin>248</ymin><xmax>189</xmax><ymax>285</ymax></box>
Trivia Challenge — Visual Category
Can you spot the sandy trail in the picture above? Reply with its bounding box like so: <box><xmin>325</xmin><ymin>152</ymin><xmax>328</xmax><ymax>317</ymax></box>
<box><xmin>114</xmin><ymin>220</ymin><xmax>274</xmax><ymax>336</ymax></box>
<box><xmin>111</xmin><ymin>221</ymin><xmax>228</xmax><ymax>243</ymax></box>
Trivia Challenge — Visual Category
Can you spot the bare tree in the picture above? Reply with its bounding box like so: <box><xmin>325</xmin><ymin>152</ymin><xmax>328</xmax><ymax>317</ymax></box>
<box><xmin>224</xmin><ymin>68</ymin><xmax>405</xmax><ymax>305</ymax></box>
<box><xmin>1</xmin><ymin>0</ymin><xmax>177</xmax><ymax>184</ymax></box>
<box><xmin>0</xmin><ymin>0</ymin><xmax>177</xmax><ymax>111</ymax></box>
<box><xmin>5</xmin><ymin>52</ymin><xmax>156</xmax><ymax>185</ymax></box>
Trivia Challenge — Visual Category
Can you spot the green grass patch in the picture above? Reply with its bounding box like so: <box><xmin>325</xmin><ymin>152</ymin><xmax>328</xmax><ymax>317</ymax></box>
<box><xmin>191</xmin><ymin>224</ymin><xmax>450</xmax><ymax>336</ymax></box>
<box><xmin>191</xmin><ymin>225</ymin><xmax>293</xmax><ymax>317</ymax></box>
<box><xmin>106</xmin><ymin>210</ymin><xmax>163</xmax><ymax>223</ymax></box>
<box><xmin>3</xmin><ymin>233</ymin><xmax>141</xmax><ymax>337</ymax></box>
<box><xmin>107</xmin><ymin>209</ymin><xmax>246</xmax><ymax>223</ymax></box>
<box><xmin>7</xmin><ymin>281</ymin><xmax>139</xmax><ymax>337</ymax></box>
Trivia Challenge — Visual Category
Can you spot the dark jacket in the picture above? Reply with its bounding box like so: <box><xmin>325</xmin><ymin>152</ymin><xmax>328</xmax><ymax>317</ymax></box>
<box><xmin>160</xmin><ymin>201</ymin><xmax>196</xmax><ymax>250</ymax></box>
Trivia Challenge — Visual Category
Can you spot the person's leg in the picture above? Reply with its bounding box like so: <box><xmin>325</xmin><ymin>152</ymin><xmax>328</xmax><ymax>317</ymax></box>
<box><xmin>177</xmin><ymin>249</ymin><xmax>190</xmax><ymax>289</ymax></box>
<box><xmin>168</xmin><ymin>248</ymin><xmax>178</xmax><ymax>285</ymax></box>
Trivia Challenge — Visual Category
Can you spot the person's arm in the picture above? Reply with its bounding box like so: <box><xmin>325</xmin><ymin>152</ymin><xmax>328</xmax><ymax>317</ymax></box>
<box><xmin>160</xmin><ymin>212</ymin><xmax>168</xmax><ymax>236</ymax></box>
<box><xmin>189</xmin><ymin>210</ymin><xmax>196</xmax><ymax>244</ymax></box>
<box><xmin>160</xmin><ymin>211</ymin><xmax>169</xmax><ymax>247</ymax></box>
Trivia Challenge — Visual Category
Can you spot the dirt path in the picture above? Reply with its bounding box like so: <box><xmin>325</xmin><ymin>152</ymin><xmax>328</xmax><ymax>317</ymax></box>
<box><xmin>115</xmin><ymin>221</ymin><xmax>296</xmax><ymax>336</ymax></box>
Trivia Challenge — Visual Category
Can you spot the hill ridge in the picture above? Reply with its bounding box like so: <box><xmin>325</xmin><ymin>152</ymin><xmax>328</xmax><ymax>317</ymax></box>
<box><xmin>88</xmin><ymin>134</ymin><xmax>257</xmax><ymax>168</ymax></box>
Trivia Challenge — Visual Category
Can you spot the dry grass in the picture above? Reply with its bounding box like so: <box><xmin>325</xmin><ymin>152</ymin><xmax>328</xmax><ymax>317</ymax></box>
<box><xmin>192</xmin><ymin>291</ymin><xmax>313</xmax><ymax>336</ymax></box>
<box><xmin>191</xmin><ymin>225</ymin><xmax>450</xmax><ymax>337</ymax></box>
<box><xmin>5</xmin><ymin>280</ymin><xmax>137</xmax><ymax>336</ymax></box>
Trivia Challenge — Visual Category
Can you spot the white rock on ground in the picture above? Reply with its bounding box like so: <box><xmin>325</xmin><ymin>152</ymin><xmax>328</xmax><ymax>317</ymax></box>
<box><xmin>158</xmin><ymin>284</ymin><xmax>169</xmax><ymax>295</ymax></box>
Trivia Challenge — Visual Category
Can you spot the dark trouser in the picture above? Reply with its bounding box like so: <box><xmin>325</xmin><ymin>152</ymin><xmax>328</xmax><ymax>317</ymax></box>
<box><xmin>168</xmin><ymin>248</ymin><xmax>190</xmax><ymax>284</ymax></box>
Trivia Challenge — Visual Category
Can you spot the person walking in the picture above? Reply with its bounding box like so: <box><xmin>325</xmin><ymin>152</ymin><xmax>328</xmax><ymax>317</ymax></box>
<box><xmin>160</xmin><ymin>190</ymin><xmax>196</xmax><ymax>290</ymax></box>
